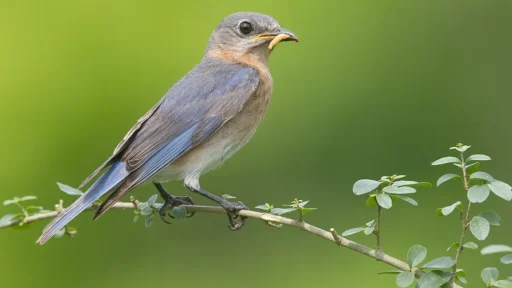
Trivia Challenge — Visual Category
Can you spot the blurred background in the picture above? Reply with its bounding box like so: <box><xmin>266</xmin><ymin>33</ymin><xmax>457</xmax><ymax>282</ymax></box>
<box><xmin>1</xmin><ymin>0</ymin><xmax>511</xmax><ymax>287</ymax></box>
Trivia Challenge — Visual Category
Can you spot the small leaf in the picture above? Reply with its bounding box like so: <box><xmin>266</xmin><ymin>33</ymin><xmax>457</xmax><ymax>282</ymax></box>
<box><xmin>488</xmin><ymin>181</ymin><xmax>512</xmax><ymax>201</ymax></box>
<box><xmin>393</xmin><ymin>175</ymin><xmax>406</xmax><ymax>180</ymax></box>
<box><xmin>392</xmin><ymin>195</ymin><xmax>418</xmax><ymax>206</ymax></box>
<box><xmin>501</xmin><ymin>255</ymin><xmax>512</xmax><ymax>265</ymax></box>
<box><xmin>25</xmin><ymin>206</ymin><xmax>43</xmax><ymax>212</ymax></box>
<box><xmin>481</xmin><ymin>267</ymin><xmax>499</xmax><ymax>285</ymax></box>
<box><xmin>437</xmin><ymin>201</ymin><xmax>462</xmax><ymax>216</ymax></box>
<box><xmin>466</xmin><ymin>154</ymin><xmax>491</xmax><ymax>162</ymax></box>
<box><xmin>133</xmin><ymin>215</ymin><xmax>139</xmax><ymax>223</ymax></box>
<box><xmin>457</xmin><ymin>275</ymin><xmax>467</xmax><ymax>285</ymax></box>
<box><xmin>20</xmin><ymin>196</ymin><xmax>37</xmax><ymax>201</ymax></box>
<box><xmin>470</xmin><ymin>171</ymin><xmax>494</xmax><ymax>181</ymax></box>
<box><xmin>466</xmin><ymin>162</ymin><xmax>480</xmax><ymax>174</ymax></box>
<box><xmin>0</xmin><ymin>214</ymin><xmax>18</xmax><ymax>226</ymax></box>
<box><xmin>480</xmin><ymin>211</ymin><xmax>501</xmax><ymax>226</ymax></box>
<box><xmin>396</xmin><ymin>271</ymin><xmax>415</xmax><ymax>288</ymax></box>
<box><xmin>255</xmin><ymin>205</ymin><xmax>270</xmax><ymax>211</ymax></box>
<box><xmin>3</xmin><ymin>199</ymin><xmax>19</xmax><ymax>206</ymax></box>
<box><xmin>463</xmin><ymin>242</ymin><xmax>478</xmax><ymax>249</ymax></box>
<box><xmin>481</xmin><ymin>245</ymin><xmax>512</xmax><ymax>255</ymax></box>
<box><xmin>57</xmin><ymin>182</ymin><xmax>83</xmax><ymax>196</ymax></box>
<box><xmin>298</xmin><ymin>200</ymin><xmax>309</xmax><ymax>208</ymax></box>
<box><xmin>366</xmin><ymin>195</ymin><xmax>377</xmax><ymax>207</ymax></box>
<box><xmin>450</xmin><ymin>145</ymin><xmax>471</xmax><ymax>152</ymax></box>
<box><xmin>353</xmin><ymin>179</ymin><xmax>381</xmax><ymax>195</ymax></box>
<box><xmin>432</xmin><ymin>156</ymin><xmax>461</xmax><ymax>166</ymax></box>
<box><xmin>366</xmin><ymin>220</ymin><xmax>375</xmax><ymax>227</ymax></box>
<box><xmin>364</xmin><ymin>226</ymin><xmax>375</xmax><ymax>235</ymax></box>
<box><xmin>171</xmin><ymin>206</ymin><xmax>187</xmax><ymax>220</ymax></box>
<box><xmin>407</xmin><ymin>245</ymin><xmax>427</xmax><ymax>268</ymax></box>
<box><xmin>376</xmin><ymin>193</ymin><xmax>392</xmax><ymax>209</ymax></box>
<box><xmin>377</xmin><ymin>270</ymin><xmax>403</xmax><ymax>275</ymax></box>
<box><xmin>422</xmin><ymin>257</ymin><xmax>455</xmax><ymax>269</ymax></box>
<box><xmin>147</xmin><ymin>194</ymin><xmax>158</xmax><ymax>207</ymax></box>
<box><xmin>271</xmin><ymin>207</ymin><xmax>297</xmax><ymax>215</ymax></box>
<box><xmin>468</xmin><ymin>184</ymin><xmax>491</xmax><ymax>203</ymax></box>
<box><xmin>383</xmin><ymin>186</ymin><xmax>416</xmax><ymax>194</ymax></box>
<box><xmin>495</xmin><ymin>280</ymin><xmax>512</xmax><ymax>288</ymax></box>
<box><xmin>54</xmin><ymin>228</ymin><xmax>66</xmax><ymax>238</ymax></box>
<box><xmin>417</xmin><ymin>270</ymin><xmax>451</xmax><ymax>288</ymax></box>
<box><xmin>341</xmin><ymin>227</ymin><xmax>366</xmax><ymax>237</ymax></box>
<box><xmin>436</xmin><ymin>174</ymin><xmax>461</xmax><ymax>187</ymax></box>
<box><xmin>145</xmin><ymin>215</ymin><xmax>153</xmax><ymax>227</ymax></box>
<box><xmin>222</xmin><ymin>194</ymin><xmax>237</xmax><ymax>200</ymax></box>
<box><xmin>300</xmin><ymin>207</ymin><xmax>317</xmax><ymax>216</ymax></box>
<box><xmin>393</xmin><ymin>180</ymin><xmax>418</xmax><ymax>186</ymax></box>
<box><xmin>470</xmin><ymin>216</ymin><xmax>490</xmax><ymax>241</ymax></box>
<box><xmin>447</xmin><ymin>242</ymin><xmax>460</xmax><ymax>251</ymax></box>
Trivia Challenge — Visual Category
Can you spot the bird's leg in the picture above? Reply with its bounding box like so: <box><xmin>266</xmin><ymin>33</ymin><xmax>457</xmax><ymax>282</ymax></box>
<box><xmin>154</xmin><ymin>182</ymin><xmax>195</xmax><ymax>224</ymax></box>
<box><xmin>185</xmin><ymin>184</ymin><xmax>248</xmax><ymax>231</ymax></box>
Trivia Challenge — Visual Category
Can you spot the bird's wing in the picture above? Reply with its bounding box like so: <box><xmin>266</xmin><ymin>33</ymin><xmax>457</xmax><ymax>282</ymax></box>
<box><xmin>93</xmin><ymin>60</ymin><xmax>260</xmax><ymax>217</ymax></box>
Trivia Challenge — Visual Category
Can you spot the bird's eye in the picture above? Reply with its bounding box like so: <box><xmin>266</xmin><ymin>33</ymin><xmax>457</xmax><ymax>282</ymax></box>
<box><xmin>239</xmin><ymin>21</ymin><xmax>253</xmax><ymax>35</ymax></box>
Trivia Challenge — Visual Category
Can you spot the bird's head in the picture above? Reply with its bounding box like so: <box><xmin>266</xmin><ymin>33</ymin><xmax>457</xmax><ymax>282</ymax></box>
<box><xmin>205</xmin><ymin>12</ymin><xmax>298</xmax><ymax>62</ymax></box>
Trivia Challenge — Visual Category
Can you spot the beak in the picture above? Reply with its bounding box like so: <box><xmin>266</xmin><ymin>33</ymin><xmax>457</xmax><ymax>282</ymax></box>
<box><xmin>253</xmin><ymin>28</ymin><xmax>299</xmax><ymax>50</ymax></box>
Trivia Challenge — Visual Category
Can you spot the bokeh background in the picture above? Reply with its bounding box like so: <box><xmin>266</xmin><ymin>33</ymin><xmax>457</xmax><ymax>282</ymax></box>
<box><xmin>1</xmin><ymin>0</ymin><xmax>511</xmax><ymax>287</ymax></box>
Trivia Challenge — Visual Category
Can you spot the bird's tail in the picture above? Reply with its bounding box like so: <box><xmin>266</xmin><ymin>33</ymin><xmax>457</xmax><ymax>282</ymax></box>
<box><xmin>36</xmin><ymin>161</ymin><xmax>129</xmax><ymax>245</ymax></box>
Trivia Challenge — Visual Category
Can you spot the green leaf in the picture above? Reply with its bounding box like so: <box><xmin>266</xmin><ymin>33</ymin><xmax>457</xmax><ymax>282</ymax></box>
<box><xmin>463</xmin><ymin>242</ymin><xmax>478</xmax><ymax>249</ymax></box>
<box><xmin>171</xmin><ymin>206</ymin><xmax>187</xmax><ymax>220</ymax></box>
<box><xmin>54</xmin><ymin>228</ymin><xmax>66</xmax><ymax>238</ymax></box>
<box><xmin>447</xmin><ymin>242</ymin><xmax>460</xmax><ymax>251</ymax></box>
<box><xmin>144</xmin><ymin>215</ymin><xmax>153</xmax><ymax>227</ymax></box>
<box><xmin>488</xmin><ymin>181</ymin><xmax>512</xmax><ymax>201</ymax></box>
<box><xmin>255</xmin><ymin>205</ymin><xmax>270</xmax><ymax>211</ymax></box>
<box><xmin>436</xmin><ymin>174</ymin><xmax>461</xmax><ymax>187</ymax></box>
<box><xmin>480</xmin><ymin>211</ymin><xmax>501</xmax><ymax>226</ymax></box>
<box><xmin>20</xmin><ymin>196</ymin><xmax>37</xmax><ymax>202</ymax></box>
<box><xmin>271</xmin><ymin>207</ymin><xmax>297</xmax><ymax>215</ymax></box>
<box><xmin>481</xmin><ymin>245</ymin><xmax>512</xmax><ymax>255</ymax></box>
<box><xmin>298</xmin><ymin>200</ymin><xmax>309</xmax><ymax>208</ymax></box>
<box><xmin>376</xmin><ymin>193</ymin><xmax>392</xmax><ymax>209</ymax></box>
<box><xmin>466</xmin><ymin>162</ymin><xmax>480</xmax><ymax>174</ymax></box>
<box><xmin>393</xmin><ymin>180</ymin><xmax>417</xmax><ymax>186</ymax></box>
<box><xmin>422</xmin><ymin>257</ymin><xmax>455</xmax><ymax>269</ymax></box>
<box><xmin>470</xmin><ymin>216</ymin><xmax>490</xmax><ymax>241</ymax></box>
<box><xmin>341</xmin><ymin>227</ymin><xmax>366</xmax><ymax>237</ymax></box>
<box><xmin>25</xmin><ymin>206</ymin><xmax>43</xmax><ymax>212</ymax></box>
<box><xmin>450</xmin><ymin>145</ymin><xmax>471</xmax><ymax>152</ymax></box>
<box><xmin>377</xmin><ymin>270</ymin><xmax>403</xmax><ymax>275</ymax></box>
<box><xmin>470</xmin><ymin>171</ymin><xmax>494</xmax><ymax>181</ymax></box>
<box><xmin>133</xmin><ymin>215</ymin><xmax>139</xmax><ymax>223</ymax></box>
<box><xmin>393</xmin><ymin>175</ymin><xmax>406</xmax><ymax>180</ymax></box>
<box><xmin>366</xmin><ymin>195</ymin><xmax>377</xmax><ymax>207</ymax></box>
<box><xmin>407</xmin><ymin>245</ymin><xmax>427</xmax><ymax>268</ymax></box>
<box><xmin>501</xmin><ymin>255</ymin><xmax>512</xmax><ymax>265</ymax></box>
<box><xmin>3</xmin><ymin>199</ymin><xmax>19</xmax><ymax>206</ymax></box>
<box><xmin>366</xmin><ymin>220</ymin><xmax>375</xmax><ymax>227</ymax></box>
<box><xmin>468</xmin><ymin>184</ymin><xmax>491</xmax><ymax>203</ymax></box>
<box><xmin>222</xmin><ymin>194</ymin><xmax>237</xmax><ymax>200</ymax></box>
<box><xmin>417</xmin><ymin>270</ymin><xmax>451</xmax><ymax>288</ymax></box>
<box><xmin>57</xmin><ymin>182</ymin><xmax>83</xmax><ymax>196</ymax></box>
<box><xmin>466</xmin><ymin>154</ymin><xmax>491</xmax><ymax>162</ymax></box>
<box><xmin>396</xmin><ymin>271</ymin><xmax>414</xmax><ymax>288</ymax></box>
<box><xmin>432</xmin><ymin>156</ymin><xmax>461</xmax><ymax>166</ymax></box>
<box><xmin>353</xmin><ymin>179</ymin><xmax>381</xmax><ymax>195</ymax></box>
<box><xmin>147</xmin><ymin>194</ymin><xmax>158</xmax><ymax>207</ymax></box>
<box><xmin>364</xmin><ymin>226</ymin><xmax>375</xmax><ymax>235</ymax></box>
<box><xmin>495</xmin><ymin>280</ymin><xmax>512</xmax><ymax>288</ymax></box>
<box><xmin>481</xmin><ymin>267</ymin><xmax>499</xmax><ymax>285</ymax></box>
<box><xmin>0</xmin><ymin>214</ymin><xmax>18</xmax><ymax>226</ymax></box>
<box><xmin>436</xmin><ymin>201</ymin><xmax>462</xmax><ymax>216</ymax></box>
<box><xmin>300</xmin><ymin>207</ymin><xmax>317</xmax><ymax>216</ymax></box>
<box><xmin>392</xmin><ymin>195</ymin><xmax>418</xmax><ymax>206</ymax></box>
<box><xmin>383</xmin><ymin>186</ymin><xmax>416</xmax><ymax>194</ymax></box>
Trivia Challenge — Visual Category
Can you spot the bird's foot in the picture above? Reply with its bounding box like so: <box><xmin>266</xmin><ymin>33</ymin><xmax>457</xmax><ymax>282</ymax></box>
<box><xmin>220</xmin><ymin>200</ymin><xmax>248</xmax><ymax>231</ymax></box>
<box><xmin>154</xmin><ymin>183</ymin><xmax>195</xmax><ymax>224</ymax></box>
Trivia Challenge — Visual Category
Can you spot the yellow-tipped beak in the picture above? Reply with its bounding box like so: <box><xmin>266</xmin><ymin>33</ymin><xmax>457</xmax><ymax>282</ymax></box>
<box><xmin>253</xmin><ymin>28</ymin><xmax>299</xmax><ymax>50</ymax></box>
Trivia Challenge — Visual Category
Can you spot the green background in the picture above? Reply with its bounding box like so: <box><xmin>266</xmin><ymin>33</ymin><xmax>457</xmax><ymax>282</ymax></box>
<box><xmin>1</xmin><ymin>0</ymin><xmax>511</xmax><ymax>287</ymax></box>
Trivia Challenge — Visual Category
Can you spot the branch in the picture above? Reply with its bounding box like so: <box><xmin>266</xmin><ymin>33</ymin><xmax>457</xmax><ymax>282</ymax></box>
<box><xmin>0</xmin><ymin>201</ymin><xmax>461</xmax><ymax>288</ymax></box>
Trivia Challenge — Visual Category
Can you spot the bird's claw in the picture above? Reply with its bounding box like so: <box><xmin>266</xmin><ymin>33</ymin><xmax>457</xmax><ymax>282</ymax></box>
<box><xmin>221</xmin><ymin>201</ymin><xmax>248</xmax><ymax>231</ymax></box>
<box><xmin>158</xmin><ymin>195</ymin><xmax>195</xmax><ymax>224</ymax></box>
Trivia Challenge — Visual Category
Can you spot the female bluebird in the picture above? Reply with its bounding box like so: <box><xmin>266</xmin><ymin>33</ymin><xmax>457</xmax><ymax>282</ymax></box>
<box><xmin>37</xmin><ymin>12</ymin><xmax>298</xmax><ymax>244</ymax></box>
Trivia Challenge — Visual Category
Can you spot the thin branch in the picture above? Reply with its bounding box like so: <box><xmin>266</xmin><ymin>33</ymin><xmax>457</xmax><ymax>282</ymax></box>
<box><xmin>0</xmin><ymin>200</ymin><xmax>461</xmax><ymax>287</ymax></box>
<box><xmin>450</xmin><ymin>151</ymin><xmax>472</xmax><ymax>285</ymax></box>
<box><xmin>376</xmin><ymin>204</ymin><xmax>382</xmax><ymax>251</ymax></box>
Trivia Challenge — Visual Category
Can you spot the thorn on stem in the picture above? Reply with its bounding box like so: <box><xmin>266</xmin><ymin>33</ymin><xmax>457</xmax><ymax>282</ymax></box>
<box><xmin>330</xmin><ymin>228</ymin><xmax>342</xmax><ymax>246</ymax></box>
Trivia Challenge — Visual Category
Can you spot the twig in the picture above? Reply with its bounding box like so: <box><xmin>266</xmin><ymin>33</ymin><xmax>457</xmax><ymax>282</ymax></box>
<box><xmin>0</xmin><ymin>201</ymin><xmax>461</xmax><ymax>288</ymax></box>
<box><xmin>376</xmin><ymin>204</ymin><xmax>382</xmax><ymax>251</ymax></box>
<box><xmin>450</xmin><ymin>151</ymin><xmax>472</xmax><ymax>285</ymax></box>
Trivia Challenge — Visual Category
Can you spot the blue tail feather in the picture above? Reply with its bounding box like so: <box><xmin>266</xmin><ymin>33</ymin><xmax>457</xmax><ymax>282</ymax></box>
<box><xmin>36</xmin><ymin>162</ymin><xmax>129</xmax><ymax>245</ymax></box>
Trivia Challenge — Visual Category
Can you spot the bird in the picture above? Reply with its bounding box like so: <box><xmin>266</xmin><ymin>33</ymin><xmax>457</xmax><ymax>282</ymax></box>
<box><xmin>36</xmin><ymin>12</ymin><xmax>298</xmax><ymax>245</ymax></box>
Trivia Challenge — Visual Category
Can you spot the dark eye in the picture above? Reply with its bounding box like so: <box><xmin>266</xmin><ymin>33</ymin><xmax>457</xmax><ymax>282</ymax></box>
<box><xmin>239</xmin><ymin>21</ymin><xmax>253</xmax><ymax>35</ymax></box>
